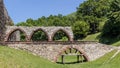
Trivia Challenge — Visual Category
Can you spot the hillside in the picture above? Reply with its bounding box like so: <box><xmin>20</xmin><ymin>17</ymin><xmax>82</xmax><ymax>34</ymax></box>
<box><xmin>82</xmin><ymin>33</ymin><xmax>120</xmax><ymax>46</ymax></box>
<box><xmin>67</xmin><ymin>12</ymin><xmax>76</xmax><ymax>17</ymax></box>
<box><xmin>0</xmin><ymin>45</ymin><xmax>120</xmax><ymax>68</ymax></box>
<box><xmin>82</xmin><ymin>33</ymin><xmax>100</xmax><ymax>41</ymax></box>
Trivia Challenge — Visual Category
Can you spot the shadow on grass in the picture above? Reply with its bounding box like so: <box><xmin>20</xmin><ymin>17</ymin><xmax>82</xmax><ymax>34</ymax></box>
<box><xmin>56</xmin><ymin>60</ymin><xmax>87</xmax><ymax>64</ymax></box>
<box><xmin>96</xmin><ymin>33</ymin><xmax>120</xmax><ymax>46</ymax></box>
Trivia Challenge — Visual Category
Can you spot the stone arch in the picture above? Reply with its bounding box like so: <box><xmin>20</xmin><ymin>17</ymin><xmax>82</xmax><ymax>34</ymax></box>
<box><xmin>29</xmin><ymin>28</ymin><xmax>49</xmax><ymax>41</ymax></box>
<box><xmin>6</xmin><ymin>28</ymin><xmax>28</xmax><ymax>41</ymax></box>
<box><xmin>54</xmin><ymin>46</ymin><xmax>89</xmax><ymax>62</ymax></box>
<box><xmin>51</xmin><ymin>29</ymin><xmax>72</xmax><ymax>41</ymax></box>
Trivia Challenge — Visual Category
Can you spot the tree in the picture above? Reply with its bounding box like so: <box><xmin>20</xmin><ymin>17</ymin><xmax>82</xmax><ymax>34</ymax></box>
<box><xmin>31</xmin><ymin>30</ymin><xmax>48</xmax><ymax>41</ymax></box>
<box><xmin>77</xmin><ymin>0</ymin><xmax>112</xmax><ymax>18</ymax></box>
<box><xmin>76</xmin><ymin>0</ymin><xmax>112</xmax><ymax>34</ymax></box>
<box><xmin>110</xmin><ymin>0</ymin><xmax>120</xmax><ymax>12</ymax></box>
<box><xmin>53</xmin><ymin>30</ymin><xmax>69</xmax><ymax>41</ymax></box>
<box><xmin>102</xmin><ymin>0</ymin><xmax>120</xmax><ymax>38</ymax></box>
<box><xmin>16</xmin><ymin>14</ymin><xmax>76</xmax><ymax>41</ymax></box>
<box><xmin>72</xmin><ymin>21</ymin><xmax>90</xmax><ymax>40</ymax></box>
<box><xmin>82</xmin><ymin>15</ymin><xmax>102</xmax><ymax>33</ymax></box>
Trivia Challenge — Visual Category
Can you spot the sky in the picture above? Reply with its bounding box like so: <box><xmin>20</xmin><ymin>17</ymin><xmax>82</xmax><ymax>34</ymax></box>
<box><xmin>4</xmin><ymin>0</ymin><xmax>85</xmax><ymax>24</ymax></box>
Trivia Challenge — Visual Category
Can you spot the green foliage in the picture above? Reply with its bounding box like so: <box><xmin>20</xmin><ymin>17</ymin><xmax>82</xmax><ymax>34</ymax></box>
<box><xmin>82</xmin><ymin>15</ymin><xmax>102</xmax><ymax>33</ymax></box>
<box><xmin>102</xmin><ymin>0</ymin><xmax>120</xmax><ymax>38</ymax></box>
<box><xmin>20</xmin><ymin>32</ymin><xmax>26</xmax><ymax>41</ymax></box>
<box><xmin>8</xmin><ymin>30</ymin><xmax>26</xmax><ymax>42</ymax></box>
<box><xmin>31</xmin><ymin>31</ymin><xmax>48</xmax><ymax>41</ymax></box>
<box><xmin>16</xmin><ymin>14</ymin><xmax>75</xmax><ymax>41</ymax></box>
<box><xmin>16</xmin><ymin>14</ymin><xmax>75</xmax><ymax>27</ymax></box>
<box><xmin>60</xmin><ymin>36</ymin><xmax>68</xmax><ymax>41</ymax></box>
<box><xmin>16</xmin><ymin>0</ymin><xmax>120</xmax><ymax>42</ymax></box>
<box><xmin>110</xmin><ymin>0</ymin><xmax>120</xmax><ymax>12</ymax></box>
<box><xmin>72</xmin><ymin>21</ymin><xmax>89</xmax><ymax>40</ymax></box>
<box><xmin>102</xmin><ymin>12</ymin><xmax>120</xmax><ymax>37</ymax></box>
<box><xmin>98</xmin><ymin>18</ymin><xmax>107</xmax><ymax>31</ymax></box>
<box><xmin>67</xmin><ymin>12</ymin><xmax>76</xmax><ymax>18</ymax></box>
<box><xmin>76</xmin><ymin>0</ymin><xmax>112</xmax><ymax>18</ymax></box>
<box><xmin>53</xmin><ymin>30</ymin><xmax>69</xmax><ymax>41</ymax></box>
<box><xmin>76</xmin><ymin>0</ymin><xmax>112</xmax><ymax>34</ymax></box>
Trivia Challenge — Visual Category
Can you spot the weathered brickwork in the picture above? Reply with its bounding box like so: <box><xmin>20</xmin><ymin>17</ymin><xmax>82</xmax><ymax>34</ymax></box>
<box><xmin>6</xmin><ymin>42</ymin><xmax>116</xmax><ymax>62</ymax></box>
<box><xmin>5</xmin><ymin>26</ymin><xmax>74</xmax><ymax>42</ymax></box>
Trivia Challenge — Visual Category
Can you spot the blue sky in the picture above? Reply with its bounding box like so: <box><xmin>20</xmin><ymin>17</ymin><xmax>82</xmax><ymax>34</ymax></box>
<box><xmin>4</xmin><ymin>0</ymin><xmax>85</xmax><ymax>24</ymax></box>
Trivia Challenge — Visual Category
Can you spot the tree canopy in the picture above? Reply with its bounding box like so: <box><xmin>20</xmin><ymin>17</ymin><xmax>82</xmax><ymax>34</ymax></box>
<box><xmin>102</xmin><ymin>0</ymin><xmax>120</xmax><ymax>38</ymax></box>
<box><xmin>16</xmin><ymin>0</ymin><xmax>119</xmax><ymax>41</ymax></box>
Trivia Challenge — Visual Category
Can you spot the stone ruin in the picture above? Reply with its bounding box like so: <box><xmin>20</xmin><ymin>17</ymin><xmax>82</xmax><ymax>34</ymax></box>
<box><xmin>0</xmin><ymin>0</ymin><xmax>13</xmax><ymax>42</ymax></box>
<box><xmin>0</xmin><ymin>0</ymin><xmax>117</xmax><ymax>63</ymax></box>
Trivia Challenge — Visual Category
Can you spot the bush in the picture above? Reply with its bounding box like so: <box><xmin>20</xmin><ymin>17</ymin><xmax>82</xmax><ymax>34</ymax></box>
<box><xmin>102</xmin><ymin>11</ymin><xmax>120</xmax><ymax>38</ymax></box>
<box><xmin>72</xmin><ymin>21</ymin><xmax>90</xmax><ymax>40</ymax></box>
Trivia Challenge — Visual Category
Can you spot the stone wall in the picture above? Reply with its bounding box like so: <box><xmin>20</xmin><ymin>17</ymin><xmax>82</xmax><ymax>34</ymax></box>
<box><xmin>0</xmin><ymin>0</ymin><xmax>6</xmax><ymax>42</ymax></box>
<box><xmin>5</xmin><ymin>26</ymin><xmax>74</xmax><ymax>42</ymax></box>
<box><xmin>0</xmin><ymin>0</ymin><xmax>117</xmax><ymax>63</ymax></box>
<box><xmin>0</xmin><ymin>0</ymin><xmax>13</xmax><ymax>42</ymax></box>
<box><xmin>6</xmin><ymin>42</ymin><xmax>116</xmax><ymax>62</ymax></box>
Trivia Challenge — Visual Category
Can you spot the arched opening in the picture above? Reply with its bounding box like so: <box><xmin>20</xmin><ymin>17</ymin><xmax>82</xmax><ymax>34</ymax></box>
<box><xmin>52</xmin><ymin>29</ymin><xmax>70</xmax><ymax>41</ymax></box>
<box><xmin>30</xmin><ymin>29</ymin><xmax>48</xmax><ymax>41</ymax></box>
<box><xmin>7</xmin><ymin>29</ymin><xmax>27</xmax><ymax>42</ymax></box>
<box><xmin>56</xmin><ymin>47</ymin><xmax>88</xmax><ymax>64</ymax></box>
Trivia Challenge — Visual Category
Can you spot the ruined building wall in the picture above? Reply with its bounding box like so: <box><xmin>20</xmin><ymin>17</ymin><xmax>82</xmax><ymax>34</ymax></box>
<box><xmin>4</xmin><ymin>6</ymin><xmax>13</xmax><ymax>26</ymax></box>
<box><xmin>0</xmin><ymin>0</ymin><xmax>6</xmax><ymax>42</ymax></box>
<box><xmin>5</xmin><ymin>26</ymin><xmax>74</xmax><ymax>42</ymax></box>
<box><xmin>0</xmin><ymin>0</ymin><xmax>13</xmax><ymax>42</ymax></box>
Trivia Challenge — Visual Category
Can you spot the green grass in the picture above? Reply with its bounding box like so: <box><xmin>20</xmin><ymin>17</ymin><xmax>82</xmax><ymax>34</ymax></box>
<box><xmin>0</xmin><ymin>45</ymin><xmax>119</xmax><ymax>68</ymax></box>
<box><xmin>112</xmin><ymin>41</ymin><xmax>120</xmax><ymax>46</ymax></box>
<box><xmin>82</xmin><ymin>32</ymin><xmax>120</xmax><ymax>46</ymax></box>
<box><xmin>57</xmin><ymin>56</ymin><xmax>79</xmax><ymax>63</ymax></box>
<box><xmin>66</xmin><ymin>50</ymin><xmax>118</xmax><ymax>68</ymax></box>
<box><xmin>82</xmin><ymin>33</ymin><xmax>100</xmax><ymax>41</ymax></box>
<box><xmin>0</xmin><ymin>46</ymin><xmax>65</xmax><ymax>68</ymax></box>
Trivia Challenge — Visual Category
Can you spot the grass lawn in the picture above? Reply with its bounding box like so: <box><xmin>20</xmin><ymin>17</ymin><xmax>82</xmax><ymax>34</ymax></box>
<box><xmin>0</xmin><ymin>46</ymin><xmax>65</xmax><ymax>68</ymax></box>
<box><xmin>82</xmin><ymin>33</ymin><xmax>100</xmax><ymax>41</ymax></box>
<box><xmin>0</xmin><ymin>45</ymin><xmax>119</xmax><ymax>68</ymax></box>
<box><xmin>83</xmin><ymin>32</ymin><xmax>120</xmax><ymax>46</ymax></box>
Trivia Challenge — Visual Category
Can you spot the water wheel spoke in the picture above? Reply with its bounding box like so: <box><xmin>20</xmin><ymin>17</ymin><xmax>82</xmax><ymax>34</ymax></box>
<box><xmin>75</xmin><ymin>49</ymin><xmax>78</xmax><ymax>53</ymax></box>
<box><xmin>65</xmin><ymin>51</ymin><xmax>68</xmax><ymax>54</ymax></box>
<box><xmin>69</xmin><ymin>48</ymin><xmax>72</xmax><ymax>53</ymax></box>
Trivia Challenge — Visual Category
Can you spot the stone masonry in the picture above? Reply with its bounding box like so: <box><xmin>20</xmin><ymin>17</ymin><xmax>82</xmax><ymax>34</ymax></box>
<box><xmin>0</xmin><ymin>0</ymin><xmax>117</xmax><ymax>63</ymax></box>
<box><xmin>5</xmin><ymin>26</ymin><xmax>74</xmax><ymax>42</ymax></box>
<box><xmin>0</xmin><ymin>0</ymin><xmax>6</xmax><ymax>42</ymax></box>
<box><xmin>0</xmin><ymin>0</ymin><xmax>13</xmax><ymax>42</ymax></box>
<box><xmin>6</xmin><ymin>42</ymin><xmax>116</xmax><ymax>62</ymax></box>
<box><xmin>4</xmin><ymin>26</ymin><xmax>116</xmax><ymax>62</ymax></box>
